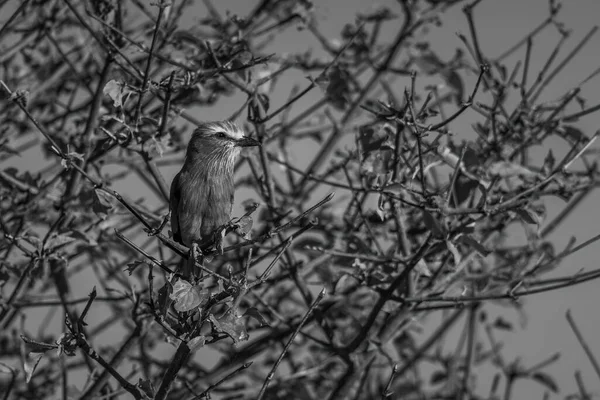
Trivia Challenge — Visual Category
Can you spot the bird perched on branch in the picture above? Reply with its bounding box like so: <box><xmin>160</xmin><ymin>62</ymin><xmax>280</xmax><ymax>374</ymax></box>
<box><xmin>170</xmin><ymin>121</ymin><xmax>260</xmax><ymax>276</ymax></box>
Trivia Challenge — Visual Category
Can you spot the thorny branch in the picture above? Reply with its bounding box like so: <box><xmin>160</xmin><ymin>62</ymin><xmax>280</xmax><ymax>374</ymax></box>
<box><xmin>2</xmin><ymin>1</ymin><xmax>600</xmax><ymax>399</ymax></box>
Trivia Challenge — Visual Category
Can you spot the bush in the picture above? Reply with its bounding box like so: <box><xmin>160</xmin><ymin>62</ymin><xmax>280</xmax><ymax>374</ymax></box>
<box><xmin>1</xmin><ymin>0</ymin><xmax>599</xmax><ymax>399</ymax></box>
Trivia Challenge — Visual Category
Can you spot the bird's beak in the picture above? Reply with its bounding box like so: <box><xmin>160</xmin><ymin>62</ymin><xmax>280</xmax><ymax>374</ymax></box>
<box><xmin>236</xmin><ymin>136</ymin><xmax>261</xmax><ymax>147</ymax></box>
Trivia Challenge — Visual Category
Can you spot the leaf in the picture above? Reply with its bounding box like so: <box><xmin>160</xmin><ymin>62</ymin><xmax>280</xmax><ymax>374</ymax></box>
<box><xmin>125</xmin><ymin>260</ymin><xmax>147</xmax><ymax>276</ymax></box>
<box><xmin>145</xmin><ymin>134</ymin><xmax>172</xmax><ymax>159</ymax></box>
<box><xmin>446</xmin><ymin>240</ymin><xmax>461</xmax><ymax>266</ymax></box>
<box><xmin>0</xmin><ymin>267</ymin><xmax>9</xmax><ymax>286</ymax></box>
<box><xmin>235</xmin><ymin>215</ymin><xmax>253</xmax><ymax>238</ymax></box>
<box><xmin>10</xmin><ymin>89</ymin><xmax>29</xmax><ymax>108</ymax></box>
<box><xmin>156</xmin><ymin>281</ymin><xmax>173</xmax><ymax>317</ymax></box>
<box><xmin>44</xmin><ymin>234</ymin><xmax>76</xmax><ymax>252</ymax></box>
<box><xmin>451</xmin><ymin>175</ymin><xmax>480</xmax><ymax>207</ymax></box>
<box><xmin>255</xmin><ymin>66</ymin><xmax>275</xmax><ymax>94</ymax></box>
<box><xmin>441</xmin><ymin>69</ymin><xmax>464</xmax><ymax>105</ymax></box>
<box><xmin>542</xmin><ymin>150</ymin><xmax>555</xmax><ymax>176</ymax></box>
<box><xmin>515</xmin><ymin>207</ymin><xmax>543</xmax><ymax>226</ymax></box>
<box><xmin>60</xmin><ymin>151</ymin><xmax>84</xmax><ymax>170</ymax></box>
<box><xmin>412</xmin><ymin>47</ymin><xmax>444</xmax><ymax>75</ymax></box>
<box><xmin>45</xmin><ymin>179</ymin><xmax>66</xmax><ymax>202</ymax></box>
<box><xmin>187</xmin><ymin>335</ymin><xmax>206</xmax><ymax>352</ymax></box>
<box><xmin>531</xmin><ymin>372</ymin><xmax>559</xmax><ymax>393</ymax></box>
<box><xmin>138</xmin><ymin>378</ymin><xmax>155</xmax><ymax>399</ymax></box>
<box><xmin>209</xmin><ymin>310</ymin><xmax>249</xmax><ymax>344</ymax></box>
<box><xmin>357</xmin><ymin>6</ymin><xmax>396</xmax><ymax>22</ymax></box>
<box><xmin>55</xmin><ymin>332</ymin><xmax>77</xmax><ymax>356</ymax></box>
<box><xmin>169</xmin><ymin>279</ymin><xmax>209</xmax><ymax>312</ymax></box>
<box><xmin>92</xmin><ymin>189</ymin><xmax>113</xmax><ymax>219</ymax></box>
<box><xmin>0</xmin><ymin>361</ymin><xmax>15</xmax><ymax>374</ymax></box>
<box><xmin>488</xmin><ymin>162</ymin><xmax>538</xmax><ymax>179</ymax></box>
<box><xmin>334</xmin><ymin>273</ymin><xmax>360</xmax><ymax>295</ymax></box>
<box><xmin>357</xmin><ymin>122</ymin><xmax>396</xmax><ymax>156</ymax></box>
<box><xmin>21</xmin><ymin>335</ymin><xmax>57</xmax><ymax>383</ymax></box>
<box><xmin>103</xmin><ymin>80</ymin><xmax>130</xmax><ymax>108</ymax></box>
<box><xmin>456</xmin><ymin>234</ymin><xmax>490</xmax><ymax>257</ymax></box>
<box><xmin>320</xmin><ymin>65</ymin><xmax>352</xmax><ymax>111</ymax></box>
<box><xmin>414</xmin><ymin>258</ymin><xmax>432</xmax><ymax>277</ymax></box>
<box><xmin>430</xmin><ymin>370</ymin><xmax>447</xmax><ymax>385</ymax></box>
<box><xmin>21</xmin><ymin>335</ymin><xmax>57</xmax><ymax>353</ymax></box>
<box><xmin>69</xmin><ymin>230</ymin><xmax>98</xmax><ymax>246</ymax></box>
<box><xmin>360</xmin><ymin>149</ymin><xmax>395</xmax><ymax>178</ymax></box>
<box><xmin>244</xmin><ymin>307</ymin><xmax>269</xmax><ymax>327</ymax></box>
<box><xmin>492</xmin><ymin>316</ymin><xmax>513</xmax><ymax>331</ymax></box>
<box><xmin>559</xmin><ymin>125</ymin><xmax>587</xmax><ymax>144</ymax></box>
<box><xmin>257</xmin><ymin>93</ymin><xmax>270</xmax><ymax>113</ymax></box>
<box><xmin>423</xmin><ymin>210</ymin><xmax>445</xmax><ymax>237</ymax></box>
<box><xmin>23</xmin><ymin>352</ymin><xmax>43</xmax><ymax>383</ymax></box>
<box><xmin>290</xmin><ymin>1</ymin><xmax>314</xmax><ymax>29</ymax></box>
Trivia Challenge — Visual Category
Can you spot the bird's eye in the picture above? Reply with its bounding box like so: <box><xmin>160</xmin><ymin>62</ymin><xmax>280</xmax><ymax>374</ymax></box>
<box><xmin>216</xmin><ymin>132</ymin><xmax>228</xmax><ymax>139</ymax></box>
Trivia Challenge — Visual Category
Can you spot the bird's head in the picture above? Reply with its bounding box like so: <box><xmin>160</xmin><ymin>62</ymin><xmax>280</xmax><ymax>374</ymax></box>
<box><xmin>185</xmin><ymin>121</ymin><xmax>260</xmax><ymax>171</ymax></box>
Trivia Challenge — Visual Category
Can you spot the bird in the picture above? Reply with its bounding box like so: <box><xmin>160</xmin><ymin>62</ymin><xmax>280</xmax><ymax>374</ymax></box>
<box><xmin>169</xmin><ymin>121</ymin><xmax>260</xmax><ymax>277</ymax></box>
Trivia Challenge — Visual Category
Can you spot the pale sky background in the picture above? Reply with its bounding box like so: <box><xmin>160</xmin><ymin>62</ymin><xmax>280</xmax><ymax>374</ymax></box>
<box><xmin>4</xmin><ymin>0</ymin><xmax>600</xmax><ymax>398</ymax></box>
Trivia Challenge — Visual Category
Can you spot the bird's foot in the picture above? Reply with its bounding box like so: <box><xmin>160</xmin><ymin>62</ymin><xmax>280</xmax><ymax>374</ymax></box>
<box><xmin>191</xmin><ymin>242</ymin><xmax>204</xmax><ymax>266</ymax></box>
<box><xmin>214</xmin><ymin>228</ymin><xmax>226</xmax><ymax>255</ymax></box>
<box><xmin>146</xmin><ymin>213</ymin><xmax>170</xmax><ymax>236</ymax></box>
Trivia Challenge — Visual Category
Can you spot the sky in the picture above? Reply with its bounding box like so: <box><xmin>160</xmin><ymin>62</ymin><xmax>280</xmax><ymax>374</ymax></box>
<box><xmin>4</xmin><ymin>0</ymin><xmax>600</xmax><ymax>398</ymax></box>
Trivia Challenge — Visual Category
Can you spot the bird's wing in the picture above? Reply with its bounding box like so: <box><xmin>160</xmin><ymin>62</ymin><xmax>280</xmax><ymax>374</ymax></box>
<box><xmin>169</xmin><ymin>172</ymin><xmax>183</xmax><ymax>244</ymax></box>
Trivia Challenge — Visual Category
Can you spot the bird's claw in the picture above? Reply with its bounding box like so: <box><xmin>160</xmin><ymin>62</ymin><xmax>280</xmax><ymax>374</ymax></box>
<box><xmin>191</xmin><ymin>242</ymin><xmax>203</xmax><ymax>264</ymax></box>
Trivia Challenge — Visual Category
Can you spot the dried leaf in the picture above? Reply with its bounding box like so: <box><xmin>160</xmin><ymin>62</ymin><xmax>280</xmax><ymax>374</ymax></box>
<box><xmin>235</xmin><ymin>215</ymin><xmax>253</xmax><ymax>237</ymax></box>
<box><xmin>209</xmin><ymin>310</ymin><xmax>249</xmax><ymax>344</ymax></box>
<box><xmin>188</xmin><ymin>335</ymin><xmax>206</xmax><ymax>352</ymax></box>
<box><xmin>103</xmin><ymin>80</ymin><xmax>131</xmax><ymax>108</ymax></box>
<box><xmin>146</xmin><ymin>134</ymin><xmax>172</xmax><ymax>159</ymax></box>
<box><xmin>125</xmin><ymin>260</ymin><xmax>147</xmax><ymax>275</ymax></box>
<box><xmin>169</xmin><ymin>279</ymin><xmax>209</xmax><ymax>312</ymax></box>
